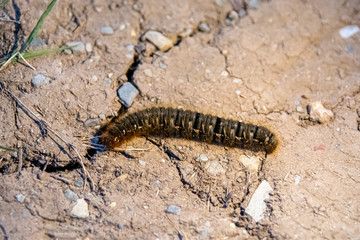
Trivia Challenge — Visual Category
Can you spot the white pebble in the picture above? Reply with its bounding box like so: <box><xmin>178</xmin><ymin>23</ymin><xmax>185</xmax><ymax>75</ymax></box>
<box><xmin>239</xmin><ymin>155</ymin><xmax>261</xmax><ymax>173</ymax></box>
<box><xmin>233</xmin><ymin>78</ymin><xmax>242</xmax><ymax>83</ymax></box>
<box><xmin>196</xmin><ymin>154</ymin><xmax>208</xmax><ymax>162</ymax></box>
<box><xmin>15</xmin><ymin>194</ymin><xmax>25</xmax><ymax>203</ymax></box>
<box><xmin>198</xmin><ymin>22</ymin><xmax>211</xmax><ymax>33</ymax></box>
<box><xmin>339</xmin><ymin>25</ymin><xmax>360</xmax><ymax>39</ymax></box>
<box><xmin>235</xmin><ymin>90</ymin><xmax>241</xmax><ymax>95</ymax></box>
<box><xmin>144</xmin><ymin>69</ymin><xmax>153</xmax><ymax>77</ymax></box>
<box><xmin>139</xmin><ymin>160</ymin><xmax>146</xmax><ymax>166</ymax></box>
<box><xmin>205</xmin><ymin>161</ymin><xmax>225</xmax><ymax>176</ymax></box>
<box><xmin>101</xmin><ymin>26</ymin><xmax>114</xmax><ymax>35</ymax></box>
<box><xmin>296</xmin><ymin>106</ymin><xmax>303</xmax><ymax>112</ymax></box>
<box><xmin>70</xmin><ymin>199</ymin><xmax>89</xmax><ymax>218</ymax></box>
<box><xmin>245</xmin><ymin>180</ymin><xmax>273</xmax><ymax>222</ymax></box>
<box><xmin>142</xmin><ymin>30</ymin><xmax>173</xmax><ymax>51</ymax></box>
<box><xmin>126</xmin><ymin>53</ymin><xmax>133</xmax><ymax>59</ymax></box>
<box><xmin>85</xmin><ymin>42</ymin><xmax>92</xmax><ymax>52</ymax></box>
<box><xmin>294</xmin><ymin>175</ymin><xmax>301</xmax><ymax>185</ymax></box>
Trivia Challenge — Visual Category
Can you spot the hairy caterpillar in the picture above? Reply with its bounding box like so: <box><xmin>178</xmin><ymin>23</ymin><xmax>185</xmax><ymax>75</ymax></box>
<box><xmin>98</xmin><ymin>107</ymin><xmax>278</xmax><ymax>154</ymax></box>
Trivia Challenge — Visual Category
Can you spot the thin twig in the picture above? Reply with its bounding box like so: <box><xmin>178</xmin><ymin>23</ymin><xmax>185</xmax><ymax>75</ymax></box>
<box><xmin>17</xmin><ymin>147</ymin><xmax>23</xmax><ymax>176</ymax></box>
<box><xmin>0</xmin><ymin>17</ymin><xmax>20</xmax><ymax>24</ymax></box>
<box><xmin>5</xmin><ymin>88</ymin><xmax>94</xmax><ymax>190</ymax></box>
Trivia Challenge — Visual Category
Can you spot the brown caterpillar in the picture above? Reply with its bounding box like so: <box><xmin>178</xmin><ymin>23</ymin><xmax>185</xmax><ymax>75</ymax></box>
<box><xmin>98</xmin><ymin>107</ymin><xmax>278</xmax><ymax>154</ymax></box>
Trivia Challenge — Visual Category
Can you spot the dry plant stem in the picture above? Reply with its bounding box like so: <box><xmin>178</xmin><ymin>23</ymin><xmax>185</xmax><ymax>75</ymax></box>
<box><xmin>0</xmin><ymin>17</ymin><xmax>20</xmax><ymax>24</ymax></box>
<box><xmin>17</xmin><ymin>52</ymin><xmax>36</xmax><ymax>70</ymax></box>
<box><xmin>17</xmin><ymin>147</ymin><xmax>23</xmax><ymax>176</ymax></box>
<box><xmin>4</xmin><ymin>88</ymin><xmax>94</xmax><ymax>189</ymax></box>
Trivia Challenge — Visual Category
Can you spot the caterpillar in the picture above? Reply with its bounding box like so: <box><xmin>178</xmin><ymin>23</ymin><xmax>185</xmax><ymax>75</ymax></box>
<box><xmin>98</xmin><ymin>107</ymin><xmax>278</xmax><ymax>154</ymax></box>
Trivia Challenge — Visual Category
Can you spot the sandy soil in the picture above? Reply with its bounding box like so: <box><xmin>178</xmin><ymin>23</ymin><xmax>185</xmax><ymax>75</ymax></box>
<box><xmin>0</xmin><ymin>0</ymin><xmax>360</xmax><ymax>239</ymax></box>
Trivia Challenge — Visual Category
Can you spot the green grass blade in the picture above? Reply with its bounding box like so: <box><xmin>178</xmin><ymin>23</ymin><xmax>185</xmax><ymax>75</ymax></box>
<box><xmin>0</xmin><ymin>145</ymin><xmax>16</xmax><ymax>152</ymax></box>
<box><xmin>16</xmin><ymin>46</ymin><xmax>72</xmax><ymax>60</ymax></box>
<box><xmin>19</xmin><ymin>0</ymin><xmax>57</xmax><ymax>53</ymax></box>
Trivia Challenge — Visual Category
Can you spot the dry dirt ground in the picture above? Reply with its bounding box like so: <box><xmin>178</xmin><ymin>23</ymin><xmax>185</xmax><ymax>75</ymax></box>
<box><xmin>1</xmin><ymin>0</ymin><xmax>360</xmax><ymax>239</ymax></box>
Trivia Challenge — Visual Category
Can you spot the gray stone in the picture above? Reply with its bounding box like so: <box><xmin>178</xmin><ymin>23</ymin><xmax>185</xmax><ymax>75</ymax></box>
<box><xmin>66</xmin><ymin>41</ymin><xmax>85</xmax><ymax>53</ymax></box>
<box><xmin>117</xmin><ymin>223</ymin><xmax>124</xmax><ymax>229</ymax></box>
<box><xmin>64</xmin><ymin>189</ymin><xmax>78</xmax><ymax>202</ymax></box>
<box><xmin>30</xmin><ymin>37</ymin><xmax>45</xmax><ymax>49</ymax></box>
<box><xmin>143</xmin><ymin>30</ymin><xmax>173</xmax><ymax>51</ymax></box>
<box><xmin>32</xmin><ymin>74</ymin><xmax>50</xmax><ymax>87</ymax></box>
<box><xmin>84</xmin><ymin>118</ymin><xmax>100</xmax><ymax>128</ymax></box>
<box><xmin>101</xmin><ymin>26</ymin><xmax>114</xmax><ymax>35</ymax></box>
<box><xmin>98</xmin><ymin>114</ymin><xmax>106</xmax><ymax>120</ymax></box>
<box><xmin>205</xmin><ymin>161</ymin><xmax>225</xmax><ymax>176</ymax></box>
<box><xmin>200</xmin><ymin>230</ymin><xmax>208</xmax><ymax>239</ymax></box>
<box><xmin>248</xmin><ymin>0</ymin><xmax>258</xmax><ymax>8</ymax></box>
<box><xmin>238</xmin><ymin>9</ymin><xmax>247</xmax><ymax>18</ymax></box>
<box><xmin>74</xmin><ymin>178</ymin><xmax>84</xmax><ymax>188</ymax></box>
<box><xmin>15</xmin><ymin>193</ymin><xmax>25</xmax><ymax>203</ymax></box>
<box><xmin>70</xmin><ymin>198</ymin><xmax>89</xmax><ymax>218</ymax></box>
<box><xmin>117</xmin><ymin>82</ymin><xmax>139</xmax><ymax>107</ymax></box>
<box><xmin>245</xmin><ymin>180</ymin><xmax>273</xmax><ymax>222</ymax></box>
<box><xmin>166</xmin><ymin>205</ymin><xmax>181</xmax><ymax>215</ymax></box>
<box><xmin>103</xmin><ymin>77</ymin><xmax>112</xmax><ymax>85</ymax></box>
<box><xmin>228</xmin><ymin>10</ymin><xmax>239</xmax><ymax>21</ymax></box>
<box><xmin>198</xmin><ymin>23</ymin><xmax>211</xmax><ymax>33</ymax></box>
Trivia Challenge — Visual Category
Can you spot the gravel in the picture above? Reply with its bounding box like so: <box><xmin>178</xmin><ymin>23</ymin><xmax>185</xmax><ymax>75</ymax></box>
<box><xmin>166</xmin><ymin>205</ymin><xmax>181</xmax><ymax>215</ymax></box>
<box><xmin>32</xmin><ymin>74</ymin><xmax>50</xmax><ymax>87</ymax></box>
<box><xmin>196</xmin><ymin>154</ymin><xmax>208</xmax><ymax>162</ymax></box>
<box><xmin>117</xmin><ymin>82</ymin><xmax>139</xmax><ymax>107</ymax></box>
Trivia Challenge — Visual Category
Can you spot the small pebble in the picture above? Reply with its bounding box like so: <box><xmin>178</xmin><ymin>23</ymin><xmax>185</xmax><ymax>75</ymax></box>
<box><xmin>30</xmin><ymin>37</ymin><xmax>45</xmax><ymax>49</ymax></box>
<box><xmin>239</xmin><ymin>155</ymin><xmax>261</xmax><ymax>173</ymax></box>
<box><xmin>166</xmin><ymin>205</ymin><xmax>181</xmax><ymax>215</ymax></box>
<box><xmin>295</xmin><ymin>175</ymin><xmax>301</xmax><ymax>185</ymax></box>
<box><xmin>15</xmin><ymin>194</ymin><xmax>25</xmax><ymax>203</ymax></box>
<box><xmin>205</xmin><ymin>161</ymin><xmax>225</xmax><ymax>176</ymax></box>
<box><xmin>339</xmin><ymin>25</ymin><xmax>359</xmax><ymax>39</ymax></box>
<box><xmin>198</xmin><ymin>22</ymin><xmax>211</xmax><ymax>33</ymax></box>
<box><xmin>235</xmin><ymin>90</ymin><xmax>241</xmax><ymax>95</ymax></box>
<box><xmin>245</xmin><ymin>180</ymin><xmax>272</xmax><ymax>222</ymax></box>
<box><xmin>64</xmin><ymin>189</ymin><xmax>78</xmax><ymax>202</ymax></box>
<box><xmin>103</xmin><ymin>77</ymin><xmax>112</xmax><ymax>85</ymax></box>
<box><xmin>228</xmin><ymin>10</ymin><xmax>239</xmax><ymax>21</ymax></box>
<box><xmin>126</xmin><ymin>53</ymin><xmax>133</xmax><ymax>59</ymax></box>
<box><xmin>98</xmin><ymin>114</ymin><xmax>106</xmax><ymax>120</ymax></box>
<box><xmin>66</xmin><ymin>41</ymin><xmax>85</xmax><ymax>53</ymax></box>
<box><xmin>225</xmin><ymin>18</ymin><xmax>233</xmax><ymax>26</ymax></box>
<box><xmin>308</xmin><ymin>101</ymin><xmax>334</xmax><ymax>123</ymax></box>
<box><xmin>117</xmin><ymin>82</ymin><xmax>139</xmax><ymax>107</ymax></box>
<box><xmin>238</xmin><ymin>9</ymin><xmax>247</xmax><ymax>18</ymax></box>
<box><xmin>139</xmin><ymin>160</ymin><xmax>146</xmax><ymax>166</ymax></box>
<box><xmin>296</xmin><ymin>106</ymin><xmax>303</xmax><ymax>112</ymax></box>
<box><xmin>159</xmin><ymin>61</ymin><xmax>167</xmax><ymax>69</ymax></box>
<box><xmin>142</xmin><ymin>30</ymin><xmax>173</xmax><ymax>51</ymax></box>
<box><xmin>101</xmin><ymin>26</ymin><xmax>114</xmax><ymax>35</ymax></box>
<box><xmin>144</xmin><ymin>69</ymin><xmax>153</xmax><ymax>77</ymax></box>
<box><xmin>84</xmin><ymin>118</ymin><xmax>100</xmax><ymax>128</ymax></box>
<box><xmin>74</xmin><ymin>178</ymin><xmax>84</xmax><ymax>188</ymax></box>
<box><xmin>70</xmin><ymin>199</ymin><xmax>89</xmax><ymax>219</ymax></box>
<box><xmin>200</xmin><ymin>230</ymin><xmax>207</xmax><ymax>239</ymax></box>
<box><xmin>248</xmin><ymin>0</ymin><xmax>258</xmax><ymax>8</ymax></box>
<box><xmin>126</xmin><ymin>45</ymin><xmax>134</xmax><ymax>51</ymax></box>
<box><xmin>32</xmin><ymin>74</ymin><xmax>50</xmax><ymax>87</ymax></box>
<box><xmin>85</xmin><ymin>42</ymin><xmax>92</xmax><ymax>52</ymax></box>
<box><xmin>196</xmin><ymin>154</ymin><xmax>208</xmax><ymax>162</ymax></box>
<box><xmin>117</xmin><ymin>223</ymin><xmax>124</xmax><ymax>229</ymax></box>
